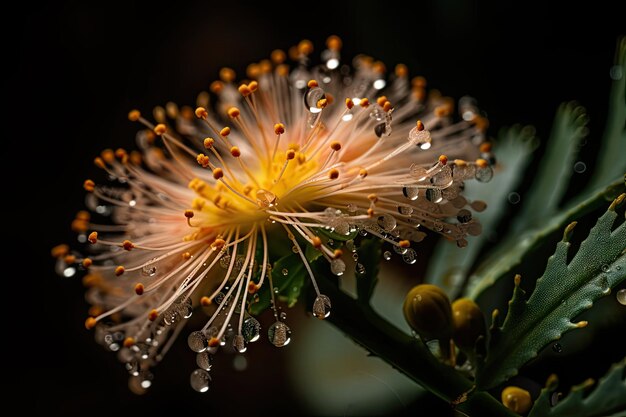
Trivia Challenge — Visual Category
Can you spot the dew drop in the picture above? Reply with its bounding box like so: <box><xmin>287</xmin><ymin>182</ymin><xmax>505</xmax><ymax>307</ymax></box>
<box><xmin>128</xmin><ymin>376</ymin><xmax>147</xmax><ymax>395</ymax></box>
<box><xmin>330</xmin><ymin>259</ymin><xmax>346</xmax><ymax>276</ymax></box>
<box><xmin>573</xmin><ymin>161</ymin><xmax>586</xmax><ymax>173</ymax></box>
<box><xmin>256</xmin><ymin>189</ymin><xmax>278</xmax><ymax>208</ymax></box>
<box><xmin>334</xmin><ymin>220</ymin><xmax>350</xmax><ymax>235</ymax></box>
<box><xmin>456</xmin><ymin>209</ymin><xmax>472</xmax><ymax>223</ymax></box>
<box><xmin>616</xmin><ymin>289</ymin><xmax>626</xmax><ymax>305</ymax></box>
<box><xmin>408</xmin><ymin>126</ymin><xmax>432</xmax><ymax>149</ymax></box>
<box><xmin>508</xmin><ymin>192</ymin><xmax>521</xmax><ymax>204</ymax></box>
<box><xmin>63</xmin><ymin>266</ymin><xmax>76</xmax><ymax>278</ymax></box>
<box><xmin>282</xmin><ymin>268</ymin><xmax>289</xmax><ymax>276</ymax></box>
<box><xmin>196</xmin><ymin>351</ymin><xmax>213</xmax><ymax>370</ymax></box>
<box><xmin>475</xmin><ymin>166</ymin><xmax>493</xmax><ymax>182</ymax></box>
<box><xmin>232</xmin><ymin>334</ymin><xmax>247</xmax><ymax>353</ymax></box>
<box><xmin>402</xmin><ymin>248</ymin><xmax>417</xmax><ymax>264</ymax></box>
<box><xmin>409</xmin><ymin>164</ymin><xmax>428</xmax><ymax>180</ymax></box>
<box><xmin>425</xmin><ymin>188</ymin><xmax>443</xmax><ymax>203</ymax></box>
<box><xmin>304</xmin><ymin>86</ymin><xmax>326</xmax><ymax>112</ymax></box>
<box><xmin>313</xmin><ymin>295</ymin><xmax>332</xmax><ymax>319</ymax></box>
<box><xmin>212</xmin><ymin>293</ymin><xmax>225</xmax><ymax>308</ymax></box>
<box><xmin>268</xmin><ymin>321</ymin><xmax>291</xmax><ymax>347</ymax></box>
<box><xmin>393</xmin><ymin>244</ymin><xmax>408</xmax><ymax>255</ymax></box>
<box><xmin>374</xmin><ymin>122</ymin><xmax>388</xmax><ymax>137</ymax></box>
<box><xmin>345</xmin><ymin>239</ymin><xmax>355</xmax><ymax>252</ymax></box>
<box><xmin>466</xmin><ymin>222</ymin><xmax>482</xmax><ymax>236</ymax></box>
<box><xmin>139</xmin><ymin>371</ymin><xmax>153</xmax><ymax>389</ymax></box>
<box><xmin>142</xmin><ymin>259</ymin><xmax>158</xmax><ymax>277</ymax></box>
<box><xmin>432</xmin><ymin>220</ymin><xmax>444</xmax><ymax>232</ymax></box>
<box><xmin>397</xmin><ymin>205</ymin><xmax>413</xmax><ymax>215</ymax></box>
<box><xmin>383</xmin><ymin>251</ymin><xmax>392</xmax><ymax>261</ymax></box>
<box><xmin>133</xmin><ymin>341</ymin><xmax>150</xmax><ymax>359</ymax></box>
<box><xmin>347</xmin><ymin>203</ymin><xmax>357</xmax><ymax>213</ymax></box>
<box><xmin>550</xmin><ymin>392</ymin><xmax>563</xmax><ymax>406</ymax></box>
<box><xmin>242</xmin><ymin>317</ymin><xmax>261</xmax><ymax>343</ymax></box>
<box><xmin>430</xmin><ymin>166</ymin><xmax>453</xmax><ymax>187</ymax></box>
<box><xmin>280</xmin><ymin>312</ymin><xmax>287</xmax><ymax>321</ymax></box>
<box><xmin>442</xmin><ymin>185</ymin><xmax>460</xmax><ymax>200</ymax></box>
<box><xmin>601</xmin><ymin>264</ymin><xmax>610</xmax><ymax>273</ymax></box>
<box><xmin>402</xmin><ymin>186</ymin><xmax>419</xmax><ymax>201</ymax></box>
<box><xmin>190</xmin><ymin>369</ymin><xmax>211</xmax><ymax>393</ymax></box>
<box><xmin>552</xmin><ymin>343</ymin><xmax>563</xmax><ymax>353</ymax></box>
<box><xmin>377</xmin><ymin>214</ymin><xmax>397</xmax><ymax>231</ymax></box>
<box><xmin>452</xmin><ymin>163</ymin><xmax>476</xmax><ymax>180</ymax></box>
<box><xmin>470</xmin><ymin>200</ymin><xmax>487</xmax><ymax>212</ymax></box>
<box><xmin>373</xmin><ymin>78</ymin><xmax>386</xmax><ymax>90</ymax></box>
<box><xmin>187</xmin><ymin>331</ymin><xmax>208</xmax><ymax>353</ymax></box>
<box><xmin>219</xmin><ymin>255</ymin><xmax>231</xmax><ymax>269</ymax></box>
<box><xmin>598</xmin><ymin>275</ymin><xmax>610</xmax><ymax>294</ymax></box>
<box><xmin>356</xmin><ymin>263</ymin><xmax>366</xmax><ymax>275</ymax></box>
<box><xmin>352</xmin><ymin>252</ymin><xmax>359</xmax><ymax>261</ymax></box>
<box><xmin>125</xmin><ymin>359</ymin><xmax>139</xmax><ymax>376</ymax></box>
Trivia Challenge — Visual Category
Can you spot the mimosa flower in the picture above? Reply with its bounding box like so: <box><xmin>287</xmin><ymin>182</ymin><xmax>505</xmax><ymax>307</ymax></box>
<box><xmin>53</xmin><ymin>36</ymin><xmax>493</xmax><ymax>393</ymax></box>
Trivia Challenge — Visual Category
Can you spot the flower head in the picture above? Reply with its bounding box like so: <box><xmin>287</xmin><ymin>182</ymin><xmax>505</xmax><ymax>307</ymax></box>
<box><xmin>54</xmin><ymin>36</ymin><xmax>493</xmax><ymax>392</ymax></box>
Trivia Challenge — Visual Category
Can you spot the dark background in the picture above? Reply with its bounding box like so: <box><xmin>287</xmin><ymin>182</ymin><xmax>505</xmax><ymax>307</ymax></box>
<box><xmin>7</xmin><ymin>1</ymin><xmax>624</xmax><ymax>415</ymax></box>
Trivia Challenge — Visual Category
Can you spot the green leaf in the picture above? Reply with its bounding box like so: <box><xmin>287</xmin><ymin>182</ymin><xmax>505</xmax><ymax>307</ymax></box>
<box><xmin>305</xmin><ymin>242</ymin><xmax>324</xmax><ymax>263</ymax></box>
<box><xmin>426</xmin><ymin>125</ymin><xmax>537</xmax><ymax>295</ymax></box>
<box><xmin>355</xmin><ymin>238</ymin><xmax>382</xmax><ymax>303</ymax></box>
<box><xmin>529</xmin><ymin>358</ymin><xmax>626</xmax><ymax>417</ymax></box>
<box><xmin>466</xmin><ymin>179</ymin><xmax>624</xmax><ymax>300</ymax></box>
<box><xmin>588</xmin><ymin>37</ymin><xmax>626</xmax><ymax>190</ymax></box>
<box><xmin>465</xmin><ymin>39</ymin><xmax>626</xmax><ymax>300</ymax></box>
<box><xmin>511</xmin><ymin>102</ymin><xmax>588</xmax><ymax>233</ymax></box>
<box><xmin>248</xmin><ymin>283</ymin><xmax>271</xmax><ymax>316</ymax></box>
<box><xmin>248</xmin><ymin>252</ymin><xmax>307</xmax><ymax>315</ymax></box>
<box><xmin>476</xmin><ymin>195</ymin><xmax>626</xmax><ymax>390</ymax></box>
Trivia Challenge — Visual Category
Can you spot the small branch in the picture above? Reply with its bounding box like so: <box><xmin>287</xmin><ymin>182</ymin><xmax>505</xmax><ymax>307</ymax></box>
<box><xmin>316</xmin><ymin>278</ymin><xmax>516</xmax><ymax>416</ymax></box>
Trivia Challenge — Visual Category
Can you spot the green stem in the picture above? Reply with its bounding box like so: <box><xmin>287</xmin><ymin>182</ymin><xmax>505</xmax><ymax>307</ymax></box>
<box><xmin>316</xmin><ymin>278</ymin><xmax>516</xmax><ymax>417</ymax></box>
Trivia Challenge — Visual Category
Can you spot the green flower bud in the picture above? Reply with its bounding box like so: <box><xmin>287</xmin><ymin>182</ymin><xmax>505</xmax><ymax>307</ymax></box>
<box><xmin>451</xmin><ymin>298</ymin><xmax>486</xmax><ymax>352</ymax></box>
<box><xmin>403</xmin><ymin>284</ymin><xmax>452</xmax><ymax>341</ymax></box>
<box><xmin>501</xmin><ymin>386</ymin><xmax>532</xmax><ymax>414</ymax></box>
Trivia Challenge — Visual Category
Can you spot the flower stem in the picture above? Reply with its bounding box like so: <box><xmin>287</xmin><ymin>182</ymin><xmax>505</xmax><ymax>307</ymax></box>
<box><xmin>316</xmin><ymin>278</ymin><xmax>517</xmax><ymax>416</ymax></box>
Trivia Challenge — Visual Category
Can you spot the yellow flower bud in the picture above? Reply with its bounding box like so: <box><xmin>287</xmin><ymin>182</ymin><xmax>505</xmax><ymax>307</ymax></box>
<box><xmin>452</xmin><ymin>298</ymin><xmax>486</xmax><ymax>352</ymax></box>
<box><xmin>501</xmin><ymin>386</ymin><xmax>532</xmax><ymax>414</ymax></box>
<box><xmin>403</xmin><ymin>284</ymin><xmax>453</xmax><ymax>341</ymax></box>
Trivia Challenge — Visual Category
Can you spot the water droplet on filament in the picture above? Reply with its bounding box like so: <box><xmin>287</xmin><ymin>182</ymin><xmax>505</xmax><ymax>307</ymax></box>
<box><xmin>313</xmin><ymin>295</ymin><xmax>331</xmax><ymax>319</ymax></box>
<box><xmin>187</xmin><ymin>331</ymin><xmax>208</xmax><ymax>352</ymax></box>
<box><xmin>233</xmin><ymin>334</ymin><xmax>247</xmax><ymax>353</ymax></box>
<box><xmin>256</xmin><ymin>189</ymin><xmax>277</xmax><ymax>208</ymax></box>
<box><xmin>190</xmin><ymin>369</ymin><xmax>211</xmax><ymax>393</ymax></box>
<box><xmin>268</xmin><ymin>321</ymin><xmax>291</xmax><ymax>347</ymax></box>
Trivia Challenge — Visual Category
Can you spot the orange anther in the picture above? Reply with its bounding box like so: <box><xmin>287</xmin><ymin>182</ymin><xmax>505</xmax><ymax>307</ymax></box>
<box><xmin>128</xmin><ymin>110</ymin><xmax>141</xmax><ymax>121</ymax></box>
<box><xmin>274</xmin><ymin>123</ymin><xmax>285</xmax><ymax>135</ymax></box>
<box><xmin>227</xmin><ymin>107</ymin><xmax>240</xmax><ymax>118</ymax></box>
<box><xmin>83</xmin><ymin>179</ymin><xmax>95</xmax><ymax>192</ymax></box>
<box><xmin>191</xmin><ymin>105</ymin><xmax>206</xmax><ymax>118</ymax></box>
<box><xmin>154</xmin><ymin>124</ymin><xmax>167</xmax><ymax>135</ymax></box>
<box><xmin>134</xmin><ymin>283</ymin><xmax>144</xmax><ymax>295</ymax></box>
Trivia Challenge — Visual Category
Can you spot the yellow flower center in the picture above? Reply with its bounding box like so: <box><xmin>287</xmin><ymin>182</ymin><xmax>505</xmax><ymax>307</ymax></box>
<box><xmin>189</xmin><ymin>149</ymin><xmax>320</xmax><ymax>230</ymax></box>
